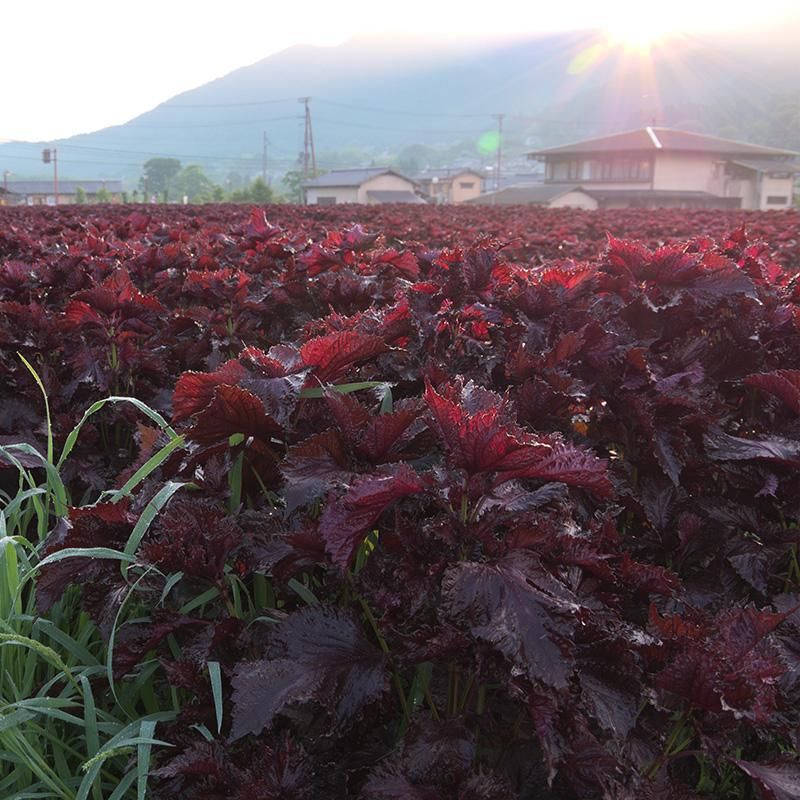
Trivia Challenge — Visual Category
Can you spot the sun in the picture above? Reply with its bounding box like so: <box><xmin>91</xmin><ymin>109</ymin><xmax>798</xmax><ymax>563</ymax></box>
<box><xmin>604</xmin><ymin>12</ymin><xmax>668</xmax><ymax>53</ymax></box>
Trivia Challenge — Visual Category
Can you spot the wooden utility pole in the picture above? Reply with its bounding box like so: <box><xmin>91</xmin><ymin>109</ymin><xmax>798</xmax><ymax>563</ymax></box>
<box><xmin>495</xmin><ymin>114</ymin><xmax>504</xmax><ymax>192</ymax></box>
<box><xmin>42</xmin><ymin>148</ymin><xmax>58</xmax><ymax>205</ymax></box>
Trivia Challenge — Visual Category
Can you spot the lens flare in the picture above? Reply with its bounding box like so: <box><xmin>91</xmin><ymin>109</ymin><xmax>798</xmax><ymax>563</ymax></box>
<box><xmin>477</xmin><ymin>131</ymin><xmax>501</xmax><ymax>155</ymax></box>
<box><xmin>567</xmin><ymin>43</ymin><xmax>608</xmax><ymax>74</ymax></box>
<box><xmin>604</xmin><ymin>11</ymin><xmax>666</xmax><ymax>53</ymax></box>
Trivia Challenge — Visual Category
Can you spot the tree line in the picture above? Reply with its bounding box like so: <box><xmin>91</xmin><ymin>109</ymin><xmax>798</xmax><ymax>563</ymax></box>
<box><xmin>137</xmin><ymin>158</ymin><xmax>311</xmax><ymax>204</ymax></box>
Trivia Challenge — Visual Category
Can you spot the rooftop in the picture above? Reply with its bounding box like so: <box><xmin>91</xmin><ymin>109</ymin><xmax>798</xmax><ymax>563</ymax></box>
<box><xmin>729</xmin><ymin>158</ymin><xmax>800</xmax><ymax>174</ymax></box>
<box><xmin>414</xmin><ymin>168</ymin><xmax>484</xmax><ymax>182</ymax></box>
<box><xmin>527</xmin><ymin>127</ymin><xmax>799</xmax><ymax>159</ymax></box>
<box><xmin>302</xmin><ymin>168</ymin><xmax>416</xmax><ymax>188</ymax></box>
<box><xmin>465</xmin><ymin>184</ymin><xmax>583</xmax><ymax>205</ymax></box>
<box><xmin>366</xmin><ymin>190</ymin><xmax>427</xmax><ymax>204</ymax></box>
<box><xmin>4</xmin><ymin>180</ymin><xmax>124</xmax><ymax>194</ymax></box>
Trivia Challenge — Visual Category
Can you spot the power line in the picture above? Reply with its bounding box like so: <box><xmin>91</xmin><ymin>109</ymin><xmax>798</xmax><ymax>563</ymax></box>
<box><xmin>315</xmin><ymin>98</ymin><xmax>490</xmax><ymax>118</ymax></box>
<box><xmin>142</xmin><ymin>94</ymin><xmax>599</xmax><ymax>124</ymax></box>
<box><xmin>312</xmin><ymin>117</ymin><xmax>487</xmax><ymax>135</ymax></box>
<box><xmin>161</xmin><ymin>97</ymin><xmax>297</xmax><ymax>108</ymax></box>
<box><xmin>126</xmin><ymin>115</ymin><xmax>302</xmax><ymax>129</ymax></box>
<box><xmin>2</xmin><ymin>143</ymin><xmax>268</xmax><ymax>164</ymax></box>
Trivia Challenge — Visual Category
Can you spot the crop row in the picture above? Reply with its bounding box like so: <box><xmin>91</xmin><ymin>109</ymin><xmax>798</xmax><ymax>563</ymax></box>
<box><xmin>2</xmin><ymin>204</ymin><xmax>800</xmax><ymax>798</ymax></box>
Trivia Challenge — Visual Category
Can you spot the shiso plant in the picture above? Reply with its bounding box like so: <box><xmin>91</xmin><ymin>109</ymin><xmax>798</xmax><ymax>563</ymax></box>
<box><xmin>1</xmin><ymin>205</ymin><xmax>800</xmax><ymax>798</ymax></box>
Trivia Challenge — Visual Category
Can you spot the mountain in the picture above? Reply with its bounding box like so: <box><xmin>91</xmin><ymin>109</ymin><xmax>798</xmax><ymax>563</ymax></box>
<box><xmin>2</xmin><ymin>29</ymin><xmax>798</xmax><ymax>188</ymax></box>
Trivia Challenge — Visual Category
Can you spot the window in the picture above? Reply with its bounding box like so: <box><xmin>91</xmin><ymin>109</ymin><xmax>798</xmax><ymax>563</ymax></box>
<box><xmin>567</xmin><ymin>160</ymin><xmax>580</xmax><ymax>180</ymax></box>
<box><xmin>316</xmin><ymin>196</ymin><xmax>336</xmax><ymax>205</ymax></box>
<box><xmin>551</xmin><ymin>161</ymin><xmax>569</xmax><ymax>181</ymax></box>
<box><xmin>766</xmin><ymin>195</ymin><xmax>789</xmax><ymax>205</ymax></box>
<box><xmin>459</xmin><ymin>181</ymin><xmax>475</xmax><ymax>189</ymax></box>
<box><xmin>587</xmin><ymin>157</ymin><xmax>651</xmax><ymax>181</ymax></box>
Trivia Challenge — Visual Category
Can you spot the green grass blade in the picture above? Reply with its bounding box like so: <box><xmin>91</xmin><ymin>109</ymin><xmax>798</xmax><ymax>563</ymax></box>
<box><xmin>107</xmin><ymin>435</ymin><xmax>187</xmax><ymax>502</ymax></box>
<box><xmin>17</xmin><ymin>353</ymin><xmax>54</xmax><ymax>466</ymax></box>
<box><xmin>208</xmin><ymin>661</ymin><xmax>223</xmax><ymax>734</ymax></box>
<box><xmin>288</xmin><ymin>577</ymin><xmax>319</xmax><ymax>605</ymax></box>
<box><xmin>57</xmin><ymin>396</ymin><xmax>179</xmax><ymax>471</ymax></box>
<box><xmin>137</xmin><ymin>719</ymin><xmax>156</xmax><ymax>800</ymax></box>
<box><xmin>107</xmin><ymin>768</ymin><xmax>137</xmax><ymax>800</ymax></box>
<box><xmin>299</xmin><ymin>380</ymin><xmax>389</xmax><ymax>399</ymax></box>
<box><xmin>80</xmin><ymin>675</ymin><xmax>100</xmax><ymax>766</ymax></box>
<box><xmin>0</xmin><ymin>444</ymin><xmax>67</xmax><ymax>520</ymax></box>
<box><xmin>122</xmin><ymin>481</ymin><xmax>191</xmax><ymax>578</ymax></box>
<box><xmin>379</xmin><ymin>384</ymin><xmax>394</xmax><ymax>414</ymax></box>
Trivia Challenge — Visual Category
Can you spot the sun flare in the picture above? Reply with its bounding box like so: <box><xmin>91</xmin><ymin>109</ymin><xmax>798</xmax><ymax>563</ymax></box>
<box><xmin>603</xmin><ymin>7</ymin><xmax>671</xmax><ymax>53</ymax></box>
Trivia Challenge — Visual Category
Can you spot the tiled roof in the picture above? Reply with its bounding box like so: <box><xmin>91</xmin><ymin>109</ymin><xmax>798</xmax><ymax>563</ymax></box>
<box><xmin>494</xmin><ymin>172</ymin><xmax>544</xmax><ymax>190</ymax></box>
<box><xmin>302</xmin><ymin>168</ymin><xmax>416</xmax><ymax>188</ymax></box>
<box><xmin>527</xmin><ymin>127</ymin><xmax>798</xmax><ymax>158</ymax></box>
<box><xmin>366</xmin><ymin>190</ymin><xmax>427</xmax><ymax>204</ymax></box>
<box><xmin>465</xmin><ymin>184</ymin><xmax>583</xmax><ymax>205</ymax></box>
<box><xmin>4</xmin><ymin>180</ymin><xmax>123</xmax><ymax>194</ymax></box>
<box><xmin>414</xmin><ymin>168</ymin><xmax>484</xmax><ymax>183</ymax></box>
<box><xmin>729</xmin><ymin>158</ymin><xmax>800</xmax><ymax>174</ymax></box>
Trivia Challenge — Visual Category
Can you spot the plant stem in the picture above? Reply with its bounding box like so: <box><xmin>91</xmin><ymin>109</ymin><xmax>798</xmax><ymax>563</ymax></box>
<box><xmin>358</xmin><ymin>594</ymin><xmax>410</xmax><ymax>725</ymax></box>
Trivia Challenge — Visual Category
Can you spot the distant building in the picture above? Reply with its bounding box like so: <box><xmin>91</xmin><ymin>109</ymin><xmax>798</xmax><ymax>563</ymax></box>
<box><xmin>527</xmin><ymin>127</ymin><xmax>800</xmax><ymax>210</ymax></box>
<box><xmin>302</xmin><ymin>168</ymin><xmax>425</xmax><ymax>205</ymax></box>
<box><xmin>414</xmin><ymin>168</ymin><xmax>483</xmax><ymax>204</ymax></box>
<box><xmin>491</xmin><ymin>171</ymin><xmax>546</xmax><ymax>191</ymax></box>
<box><xmin>1</xmin><ymin>180</ymin><xmax>124</xmax><ymax>206</ymax></box>
<box><xmin>465</xmin><ymin>184</ymin><xmax>597</xmax><ymax>209</ymax></box>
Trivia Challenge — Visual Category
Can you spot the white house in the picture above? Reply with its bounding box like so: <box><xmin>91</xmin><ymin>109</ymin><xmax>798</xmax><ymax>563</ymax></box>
<box><xmin>527</xmin><ymin>127</ymin><xmax>799</xmax><ymax>210</ymax></box>
<box><xmin>1</xmin><ymin>180</ymin><xmax>124</xmax><ymax>206</ymax></box>
<box><xmin>414</xmin><ymin>168</ymin><xmax>484</xmax><ymax>204</ymax></box>
<box><xmin>302</xmin><ymin>168</ymin><xmax>425</xmax><ymax>205</ymax></box>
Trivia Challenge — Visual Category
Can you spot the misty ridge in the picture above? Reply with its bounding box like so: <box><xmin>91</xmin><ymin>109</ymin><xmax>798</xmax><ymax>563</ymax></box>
<box><xmin>1</xmin><ymin>28</ymin><xmax>799</xmax><ymax>188</ymax></box>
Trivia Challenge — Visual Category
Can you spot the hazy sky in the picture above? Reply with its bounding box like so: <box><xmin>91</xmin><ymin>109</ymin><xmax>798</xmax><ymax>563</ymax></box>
<box><xmin>4</xmin><ymin>0</ymin><xmax>799</xmax><ymax>142</ymax></box>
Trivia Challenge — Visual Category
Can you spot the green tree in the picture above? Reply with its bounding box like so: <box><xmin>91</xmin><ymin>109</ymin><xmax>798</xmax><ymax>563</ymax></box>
<box><xmin>95</xmin><ymin>186</ymin><xmax>112</xmax><ymax>203</ymax></box>
<box><xmin>280</xmin><ymin>169</ymin><xmax>326</xmax><ymax>204</ymax></box>
<box><xmin>140</xmin><ymin>158</ymin><xmax>181</xmax><ymax>200</ymax></box>
<box><xmin>172</xmin><ymin>164</ymin><xmax>215</xmax><ymax>203</ymax></box>
<box><xmin>74</xmin><ymin>186</ymin><xmax>87</xmax><ymax>204</ymax></box>
<box><xmin>249</xmin><ymin>177</ymin><xmax>273</xmax><ymax>203</ymax></box>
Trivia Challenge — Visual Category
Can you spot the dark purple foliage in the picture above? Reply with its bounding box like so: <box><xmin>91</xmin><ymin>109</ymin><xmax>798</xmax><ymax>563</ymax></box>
<box><xmin>5</xmin><ymin>204</ymin><xmax>800</xmax><ymax>797</ymax></box>
<box><xmin>229</xmin><ymin>606</ymin><xmax>386</xmax><ymax>740</ymax></box>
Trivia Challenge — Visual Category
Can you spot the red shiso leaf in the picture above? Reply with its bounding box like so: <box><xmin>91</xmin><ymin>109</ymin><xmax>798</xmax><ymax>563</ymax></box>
<box><xmin>745</xmin><ymin>370</ymin><xmax>800</xmax><ymax>415</ymax></box>
<box><xmin>139</xmin><ymin>499</ymin><xmax>240</xmax><ymax>580</ymax></box>
<box><xmin>322</xmin><ymin>387</ymin><xmax>372</xmax><ymax>444</ymax></box>
<box><xmin>357</xmin><ymin>404</ymin><xmax>426</xmax><ymax>464</ymax></box>
<box><xmin>230</xmin><ymin>606</ymin><xmax>386</xmax><ymax>740</ymax></box>
<box><xmin>187</xmin><ymin>384</ymin><xmax>282</xmax><ymax>444</ymax></box>
<box><xmin>424</xmin><ymin>380</ymin><xmax>612</xmax><ymax>498</ymax></box>
<box><xmin>704</xmin><ymin>431</ymin><xmax>800</xmax><ymax>465</ymax></box>
<box><xmin>732</xmin><ymin>760</ymin><xmax>800</xmax><ymax>800</ymax></box>
<box><xmin>172</xmin><ymin>360</ymin><xmax>249</xmax><ymax>422</ymax></box>
<box><xmin>300</xmin><ymin>331</ymin><xmax>389</xmax><ymax>382</ymax></box>
<box><xmin>442</xmin><ymin>551</ymin><xmax>579</xmax><ymax>689</ymax></box>
<box><xmin>281</xmin><ymin>429</ymin><xmax>351</xmax><ymax>512</ymax></box>
<box><xmin>318</xmin><ymin>464</ymin><xmax>428</xmax><ymax>569</ymax></box>
<box><xmin>63</xmin><ymin>300</ymin><xmax>105</xmax><ymax>328</ymax></box>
